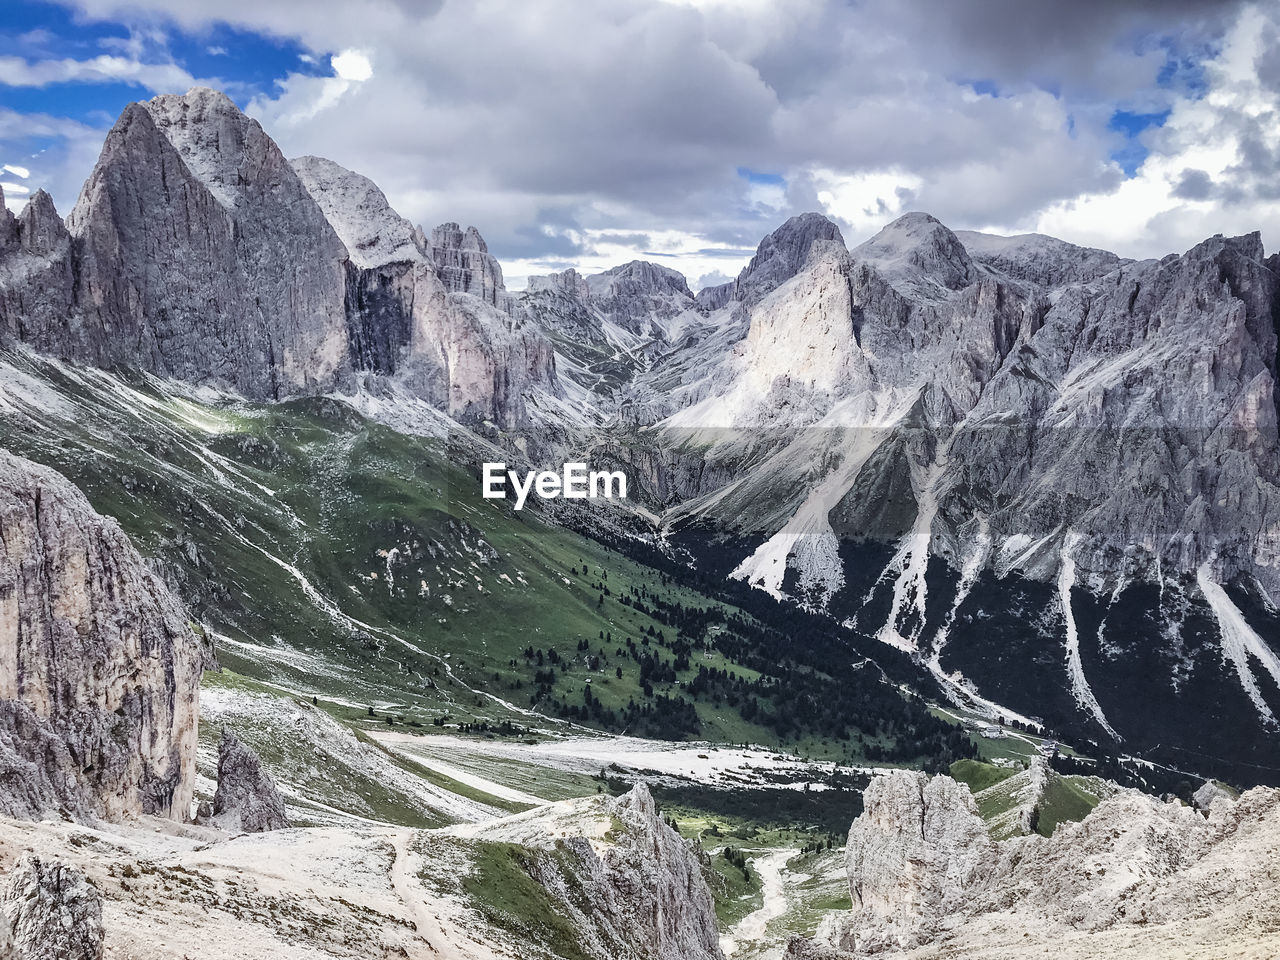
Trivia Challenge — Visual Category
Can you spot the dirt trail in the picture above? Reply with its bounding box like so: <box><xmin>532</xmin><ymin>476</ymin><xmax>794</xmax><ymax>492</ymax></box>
<box><xmin>388</xmin><ymin>830</ymin><xmax>494</xmax><ymax>960</ymax></box>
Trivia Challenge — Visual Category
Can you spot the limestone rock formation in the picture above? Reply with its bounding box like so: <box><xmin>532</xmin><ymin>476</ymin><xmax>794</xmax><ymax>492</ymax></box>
<box><xmin>584</xmin><ymin>260</ymin><xmax>697</xmax><ymax>333</ymax></box>
<box><xmin>1192</xmin><ymin>779</ymin><xmax>1234</xmax><ymax>812</ymax></box>
<box><xmin>292</xmin><ymin>154</ymin><xmax>425</xmax><ymax>270</ymax></box>
<box><xmin>211</xmin><ymin>727</ymin><xmax>290</xmax><ymax>833</ymax></box>
<box><xmin>526</xmin><ymin>266</ymin><xmax>591</xmax><ymax>299</ymax></box>
<box><xmin>793</xmin><ymin>771</ymin><xmax>1280</xmax><ymax>958</ymax></box>
<box><xmin>429</xmin><ymin>221</ymin><xmax>514</xmax><ymax>313</ymax></box>
<box><xmin>0</xmin><ymin>188</ymin><xmax>74</xmax><ymax>347</ymax></box>
<box><xmin>0</xmin><ymin>857</ymin><xmax>103</xmax><ymax>960</ymax></box>
<box><xmin>705</xmin><ymin>212</ymin><xmax>846</xmax><ymax>308</ymax></box>
<box><xmin>11</xmin><ymin>191</ymin><xmax>67</xmax><ymax>260</ymax></box>
<box><xmin>450</xmin><ymin>782</ymin><xmax>723</xmax><ymax>960</ymax></box>
<box><xmin>955</xmin><ymin>229</ymin><xmax>1127</xmax><ymax>287</ymax></box>
<box><xmin>842</xmin><ymin>770</ymin><xmax>994</xmax><ymax>953</ymax></box>
<box><xmin>585</xmin><ymin>783</ymin><xmax>724</xmax><ymax>960</ymax></box>
<box><xmin>63</xmin><ymin>88</ymin><xmax>351</xmax><ymax>398</ymax></box>
<box><xmin>0</xmin><ymin>450</ymin><xmax>206</xmax><ymax>822</ymax></box>
<box><xmin>293</xmin><ymin>155</ymin><xmax>559</xmax><ymax>427</ymax></box>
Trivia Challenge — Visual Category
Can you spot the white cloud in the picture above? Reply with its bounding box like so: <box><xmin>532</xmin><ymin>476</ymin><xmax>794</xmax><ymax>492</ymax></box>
<box><xmin>810</xmin><ymin>169</ymin><xmax>925</xmax><ymax>241</ymax></box>
<box><xmin>0</xmin><ymin>108</ymin><xmax>113</xmax><ymax>216</ymax></box>
<box><xmin>1030</xmin><ymin>3</ymin><xmax>1280</xmax><ymax>258</ymax></box>
<box><xmin>331</xmin><ymin>49</ymin><xmax>372</xmax><ymax>82</ymax></box>
<box><xmin>25</xmin><ymin>0</ymin><xmax>1276</xmax><ymax>275</ymax></box>
<box><xmin>0</xmin><ymin>54</ymin><xmax>196</xmax><ymax>92</ymax></box>
<box><xmin>2</xmin><ymin>164</ymin><xmax>31</xmax><ymax>178</ymax></box>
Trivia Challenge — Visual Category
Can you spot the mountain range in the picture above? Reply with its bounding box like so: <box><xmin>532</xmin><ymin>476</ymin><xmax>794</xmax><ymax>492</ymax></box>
<box><xmin>2</xmin><ymin>86</ymin><xmax>1279</xmax><ymax>783</ymax></box>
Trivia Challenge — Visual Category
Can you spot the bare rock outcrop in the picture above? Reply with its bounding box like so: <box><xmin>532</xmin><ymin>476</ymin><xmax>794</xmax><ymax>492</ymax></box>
<box><xmin>521</xmin><ymin>783</ymin><xmax>723</xmax><ymax>960</ymax></box>
<box><xmin>0</xmin><ymin>188</ymin><xmax>74</xmax><ymax>348</ymax></box>
<box><xmin>211</xmin><ymin>727</ymin><xmax>290</xmax><ymax>833</ymax></box>
<box><xmin>841</xmin><ymin>770</ymin><xmax>994</xmax><ymax>953</ymax></box>
<box><xmin>584</xmin><ymin>783</ymin><xmax>724</xmax><ymax>960</ymax></box>
<box><xmin>429</xmin><ymin>221</ymin><xmax>514</xmax><ymax>313</ymax></box>
<box><xmin>955</xmin><ymin>229</ymin><xmax>1127</xmax><ymax>287</ymax></box>
<box><xmin>1192</xmin><ymin>779</ymin><xmax>1234</xmax><ymax>812</ymax></box>
<box><xmin>702</xmin><ymin>211</ymin><xmax>846</xmax><ymax>309</ymax></box>
<box><xmin>795</xmin><ymin>771</ymin><xmax>1280</xmax><ymax>958</ymax></box>
<box><xmin>0</xmin><ymin>450</ymin><xmax>206</xmax><ymax>822</ymax></box>
<box><xmin>293</xmin><ymin>156</ymin><xmax>560</xmax><ymax>428</ymax></box>
<box><xmin>583</xmin><ymin>260</ymin><xmax>697</xmax><ymax>333</ymax></box>
<box><xmin>0</xmin><ymin>857</ymin><xmax>103</xmax><ymax>960</ymax></box>
<box><xmin>61</xmin><ymin>88</ymin><xmax>351</xmax><ymax>399</ymax></box>
<box><xmin>451</xmin><ymin>782</ymin><xmax>723</xmax><ymax>960</ymax></box>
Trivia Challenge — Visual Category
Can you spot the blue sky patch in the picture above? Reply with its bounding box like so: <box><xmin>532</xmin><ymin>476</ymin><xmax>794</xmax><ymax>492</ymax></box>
<box><xmin>2</xmin><ymin>0</ymin><xmax>327</xmax><ymax>123</ymax></box>
<box><xmin>1108</xmin><ymin>108</ymin><xmax>1171</xmax><ymax>176</ymax></box>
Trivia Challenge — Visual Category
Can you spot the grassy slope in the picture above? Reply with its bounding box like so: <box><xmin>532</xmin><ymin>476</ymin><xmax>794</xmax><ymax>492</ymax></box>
<box><xmin>949</xmin><ymin>758</ymin><xmax>1017</xmax><ymax>794</ymax></box>
<box><xmin>706</xmin><ymin>852</ymin><xmax>763</xmax><ymax>927</ymax></box>
<box><xmin>0</xmin><ymin>352</ymin><xmax>793</xmax><ymax>745</ymax></box>
<box><xmin>953</xmin><ymin>759</ymin><xmax>1108</xmax><ymax>838</ymax></box>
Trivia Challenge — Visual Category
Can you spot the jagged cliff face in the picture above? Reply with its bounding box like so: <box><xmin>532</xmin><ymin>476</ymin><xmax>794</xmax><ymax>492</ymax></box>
<box><xmin>209</xmin><ymin>727</ymin><xmax>290</xmax><ymax>834</ymax></box>
<box><xmin>660</xmin><ymin>213</ymin><xmax>1280</xmax><ymax>597</ymax></box>
<box><xmin>0</xmin><ymin>451</ymin><xmax>206</xmax><ymax>822</ymax></box>
<box><xmin>842</xmin><ymin>771</ymin><xmax>993</xmax><ymax>953</ymax></box>
<box><xmin>550</xmin><ymin>210</ymin><xmax>1280</xmax><ymax>759</ymax></box>
<box><xmin>292</xmin><ymin>155</ymin><xmax>559</xmax><ymax>429</ymax></box>
<box><xmin>428</xmin><ymin>221</ymin><xmax>514</xmax><ymax>313</ymax></box>
<box><xmin>792</xmin><ymin>770</ymin><xmax>1280</xmax><ymax>959</ymax></box>
<box><xmin>63</xmin><ymin>89</ymin><xmax>350</xmax><ymax>399</ymax></box>
<box><xmin>697</xmin><ymin>212</ymin><xmax>847</xmax><ymax>311</ymax></box>
<box><xmin>0</xmin><ymin>188</ymin><xmax>75</xmax><ymax>347</ymax></box>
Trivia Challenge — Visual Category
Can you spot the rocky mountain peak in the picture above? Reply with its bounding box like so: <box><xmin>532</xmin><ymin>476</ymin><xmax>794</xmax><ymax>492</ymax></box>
<box><xmin>853</xmin><ymin>211</ymin><xmax>975</xmax><ymax>294</ymax></box>
<box><xmin>142</xmin><ymin>87</ymin><xmax>271</xmax><ymax>209</ymax></box>
<box><xmin>0</xmin><ymin>188</ymin><xmax>68</xmax><ymax>260</ymax></box>
<box><xmin>429</xmin><ymin>221</ymin><xmax>510</xmax><ymax>308</ymax></box>
<box><xmin>586</xmin><ymin>260</ymin><xmax>693</xmax><ymax>300</ymax></box>
<box><xmin>0</xmin><ymin>186</ymin><xmax>17</xmax><ymax>250</ymax></box>
<box><xmin>59</xmin><ymin>86</ymin><xmax>351</xmax><ymax>398</ymax></box>
<box><xmin>956</xmin><ymin>229</ymin><xmax>1125</xmax><ymax>287</ymax></box>
<box><xmin>15</xmin><ymin>190</ymin><xmax>68</xmax><ymax>258</ymax></box>
<box><xmin>610</xmin><ymin>779</ymin><xmax>658</xmax><ymax>819</ymax></box>
<box><xmin>731</xmin><ymin>211</ymin><xmax>847</xmax><ymax>305</ymax></box>
<box><xmin>292</xmin><ymin>155</ymin><xmax>423</xmax><ymax>268</ymax></box>
<box><xmin>526</xmin><ymin>266</ymin><xmax>591</xmax><ymax>299</ymax></box>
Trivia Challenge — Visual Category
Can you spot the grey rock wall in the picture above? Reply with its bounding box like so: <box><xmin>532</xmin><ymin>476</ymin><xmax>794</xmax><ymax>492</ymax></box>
<box><xmin>0</xmin><ymin>450</ymin><xmax>206</xmax><ymax>822</ymax></box>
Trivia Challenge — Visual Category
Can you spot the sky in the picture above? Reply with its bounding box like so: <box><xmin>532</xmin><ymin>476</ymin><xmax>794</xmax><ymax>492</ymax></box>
<box><xmin>1</xmin><ymin>0</ymin><xmax>1278</xmax><ymax>290</ymax></box>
